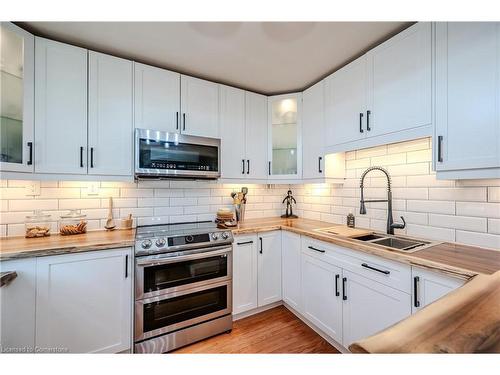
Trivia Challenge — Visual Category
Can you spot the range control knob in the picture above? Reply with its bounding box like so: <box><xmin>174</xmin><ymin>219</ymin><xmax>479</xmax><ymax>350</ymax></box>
<box><xmin>141</xmin><ymin>239</ymin><xmax>153</xmax><ymax>249</ymax></box>
<box><xmin>211</xmin><ymin>232</ymin><xmax>219</xmax><ymax>240</ymax></box>
<box><xmin>185</xmin><ymin>235</ymin><xmax>194</xmax><ymax>243</ymax></box>
<box><xmin>155</xmin><ymin>238</ymin><xmax>166</xmax><ymax>248</ymax></box>
<box><xmin>221</xmin><ymin>232</ymin><xmax>229</xmax><ymax>240</ymax></box>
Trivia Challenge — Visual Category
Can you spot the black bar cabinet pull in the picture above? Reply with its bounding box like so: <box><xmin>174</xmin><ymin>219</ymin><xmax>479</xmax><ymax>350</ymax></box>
<box><xmin>335</xmin><ymin>274</ymin><xmax>340</xmax><ymax>297</ymax></box>
<box><xmin>366</xmin><ymin>110</ymin><xmax>371</xmax><ymax>131</ymax></box>
<box><xmin>242</xmin><ymin>159</ymin><xmax>245</xmax><ymax>174</ymax></box>
<box><xmin>308</xmin><ymin>245</ymin><xmax>325</xmax><ymax>253</ymax></box>
<box><xmin>259</xmin><ymin>237</ymin><xmax>263</xmax><ymax>254</ymax></box>
<box><xmin>437</xmin><ymin>135</ymin><xmax>443</xmax><ymax>162</ymax></box>
<box><xmin>80</xmin><ymin>147</ymin><xmax>84</xmax><ymax>168</ymax></box>
<box><xmin>183</xmin><ymin>113</ymin><xmax>186</xmax><ymax>131</ymax></box>
<box><xmin>247</xmin><ymin>160</ymin><xmax>250</xmax><ymax>174</ymax></box>
<box><xmin>125</xmin><ymin>255</ymin><xmax>129</xmax><ymax>278</ymax></box>
<box><xmin>90</xmin><ymin>147</ymin><xmax>94</xmax><ymax>168</ymax></box>
<box><xmin>27</xmin><ymin>142</ymin><xmax>33</xmax><ymax>165</ymax></box>
<box><xmin>413</xmin><ymin>276</ymin><xmax>420</xmax><ymax>308</ymax></box>
<box><xmin>342</xmin><ymin>277</ymin><xmax>347</xmax><ymax>300</ymax></box>
<box><xmin>318</xmin><ymin>156</ymin><xmax>322</xmax><ymax>173</ymax></box>
<box><xmin>237</xmin><ymin>240</ymin><xmax>254</xmax><ymax>245</ymax></box>
<box><xmin>361</xmin><ymin>263</ymin><xmax>390</xmax><ymax>275</ymax></box>
<box><xmin>176</xmin><ymin>112</ymin><xmax>179</xmax><ymax>130</ymax></box>
<box><xmin>268</xmin><ymin>161</ymin><xmax>271</xmax><ymax>175</ymax></box>
<box><xmin>359</xmin><ymin>113</ymin><xmax>364</xmax><ymax>133</ymax></box>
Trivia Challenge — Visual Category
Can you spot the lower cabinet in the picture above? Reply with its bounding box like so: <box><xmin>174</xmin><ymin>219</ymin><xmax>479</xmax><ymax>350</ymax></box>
<box><xmin>35</xmin><ymin>248</ymin><xmax>132</xmax><ymax>353</ymax></box>
<box><xmin>282</xmin><ymin>231</ymin><xmax>302</xmax><ymax>312</ymax></box>
<box><xmin>411</xmin><ymin>267</ymin><xmax>465</xmax><ymax>313</ymax></box>
<box><xmin>0</xmin><ymin>258</ymin><xmax>37</xmax><ymax>352</ymax></box>
<box><xmin>341</xmin><ymin>269</ymin><xmax>411</xmax><ymax>347</ymax></box>
<box><xmin>257</xmin><ymin>231</ymin><xmax>282</xmax><ymax>306</ymax></box>
<box><xmin>301</xmin><ymin>253</ymin><xmax>343</xmax><ymax>343</ymax></box>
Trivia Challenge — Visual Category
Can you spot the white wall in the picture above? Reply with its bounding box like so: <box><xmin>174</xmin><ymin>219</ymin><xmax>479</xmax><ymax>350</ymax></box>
<box><xmin>0</xmin><ymin>137</ymin><xmax>499</xmax><ymax>250</ymax></box>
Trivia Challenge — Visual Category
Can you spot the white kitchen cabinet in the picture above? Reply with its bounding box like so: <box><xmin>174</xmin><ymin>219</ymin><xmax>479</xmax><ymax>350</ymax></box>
<box><xmin>324</xmin><ymin>56</ymin><xmax>367</xmax><ymax>148</ymax></box>
<box><xmin>301</xmin><ymin>253</ymin><xmax>343</xmax><ymax>343</ymax></box>
<box><xmin>88</xmin><ymin>51</ymin><xmax>133</xmax><ymax>176</ymax></box>
<box><xmin>435</xmin><ymin>22</ymin><xmax>500</xmax><ymax>179</ymax></box>
<box><xmin>268</xmin><ymin>93</ymin><xmax>302</xmax><ymax>179</ymax></box>
<box><xmin>257</xmin><ymin>231</ymin><xmax>282</xmax><ymax>306</ymax></box>
<box><xmin>0</xmin><ymin>22</ymin><xmax>35</xmax><ymax>173</ymax></box>
<box><xmin>282</xmin><ymin>231</ymin><xmax>302</xmax><ymax>312</ymax></box>
<box><xmin>181</xmin><ymin>75</ymin><xmax>219</xmax><ymax>138</ymax></box>
<box><xmin>245</xmin><ymin>91</ymin><xmax>268</xmax><ymax>179</ymax></box>
<box><xmin>302</xmin><ymin>81</ymin><xmax>325</xmax><ymax>180</ymax></box>
<box><xmin>232</xmin><ymin>234</ymin><xmax>258</xmax><ymax>314</ymax></box>
<box><xmin>34</xmin><ymin>37</ymin><xmax>88</xmax><ymax>175</ymax></box>
<box><xmin>35</xmin><ymin>248</ymin><xmax>132</xmax><ymax>353</ymax></box>
<box><xmin>134</xmin><ymin>62</ymin><xmax>181</xmax><ymax>133</ymax></box>
<box><xmin>411</xmin><ymin>267</ymin><xmax>464</xmax><ymax>313</ymax></box>
<box><xmin>367</xmin><ymin>22</ymin><xmax>432</xmax><ymax>138</ymax></box>
<box><xmin>0</xmin><ymin>258</ymin><xmax>36</xmax><ymax>352</ymax></box>
<box><xmin>342</xmin><ymin>269</ymin><xmax>411</xmax><ymax>347</ymax></box>
<box><xmin>220</xmin><ymin>85</ymin><xmax>246</xmax><ymax>179</ymax></box>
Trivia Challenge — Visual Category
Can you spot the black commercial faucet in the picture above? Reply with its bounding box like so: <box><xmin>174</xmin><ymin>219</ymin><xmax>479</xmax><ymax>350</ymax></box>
<box><xmin>359</xmin><ymin>166</ymin><xmax>406</xmax><ymax>235</ymax></box>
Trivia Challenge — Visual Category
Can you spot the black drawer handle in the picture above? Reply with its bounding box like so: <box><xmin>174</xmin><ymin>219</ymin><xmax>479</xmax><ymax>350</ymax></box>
<box><xmin>361</xmin><ymin>263</ymin><xmax>390</xmax><ymax>275</ymax></box>
<box><xmin>176</xmin><ymin>111</ymin><xmax>179</xmax><ymax>130</ymax></box>
<box><xmin>308</xmin><ymin>245</ymin><xmax>325</xmax><ymax>253</ymax></box>
<box><xmin>80</xmin><ymin>146</ymin><xmax>84</xmax><ymax>168</ymax></box>
<box><xmin>259</xmin><ymin>237</ymin><xmax>263</xmax><ymax>254</ymax></box>
<box><xmin>335</xmin><ymin>274</ymin><xmax>340</xmax><ymax>297</ymax></box>
<box><xmin>414</xmin><ymin>276</ymin><xmax>420</xmax><ymax>308</ymax></box>
<box><xmin>268</xmin><ymin>161</ymin><xmax>271</xmax><ymax>175</ymax></box>
<box><xmin>183</xmin><ymin>113</ymin><xmax>186</xmax><ymax>131</ymax></box>
<box><xmin>125</xmin><ymin>254</ymin><xmax>129</xmax><ymax>278</ymax></box>
<box><xmin>342</xmin><ymin>277</ymin><xmax>347</xmax><ymax>300</ymax></box>
<box><xmin>90</xmin><ymin>147</ymin><xmax>94</xmax><ymax>168</ymax></box>
<box><xmin>437</xmin><ymin>135</ymin><xmax>443</xmax><ymax>163</ymax></box>
<box><xmin>366</xmin><ymin>110</ymin><xmax>371</xmax><ymax>131</ymax></box>
<box><xmin>236</xmin><ymin>240</ymin><xmax>253</xmax><ymax>245</ymax></box>
<box><xmin>247</xmin><ymin>159</ymin><xmax>250</xmax><ymax>174</ymax></box>
<box><xmin>242</xmin><ymin>159</ymin><xmax>245</xmax><ymax>174</ymax></box>
<box><xmin>359</xmin><ymin>112</ymin><xmax>364</xmax><ymax>133</ymax></box>
<box><xmin>27</xmin><ymin>142</ymin><xmax>33</xmax><ymax>165</ymax></box>
<box><xmin>318</xmin><ymin>156</ymin><xmax>322</xmax><ymax>173</ymax></box>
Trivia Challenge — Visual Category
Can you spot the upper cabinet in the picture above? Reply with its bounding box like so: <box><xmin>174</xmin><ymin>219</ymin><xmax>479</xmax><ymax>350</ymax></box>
<box><xmin>245</xmin><ymin>92</ymin><xmax>268</xmax><ymax>179</ymax></box>
<box><xmin>435</xmin><ymin>22</ymin><xmax>500</xmax><ymax>179</ymax></box>
<box><xmin>34</xmin><ymin>37</ymin><xmax>88</xmax><ymax>175</ymax></box>
<box><xmin>324</xmin><ymin>22</ymin><xmax>432</xmax><ymax>154</ymax></box>
<box><xmin>268</xmin><ymin>93</ymin><xmax>302</xmax><ymax>179</ymax></box>
<box><xmin>181</xmin><ymin>75</ymin><xmax>219</xmax><ymax>138</ymax></box>
<box><xmin>88</xmin><ymin>52</ymin><xmax>133</xmax><ymax>176</ymax></box>
<box><xmin>0</xmin><ymin>22</ymin><xmax>34</xmax><ymax>173</ymax></box>
<box><xmin>302</xmin><ymin>81</ymin><xmax>325</xmax><ymax>180</ymax></box>
<box><xmin>134</xmin><ymin>63</ymin><xmax>180</xmax><ymax>133</ymax></box>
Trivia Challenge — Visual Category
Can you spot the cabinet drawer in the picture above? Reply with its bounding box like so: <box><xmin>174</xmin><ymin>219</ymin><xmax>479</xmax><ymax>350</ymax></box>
<box><xmin>301</xmin><ymin>235</ymin><xmax>411</xmax><ymax>293</ymax></box>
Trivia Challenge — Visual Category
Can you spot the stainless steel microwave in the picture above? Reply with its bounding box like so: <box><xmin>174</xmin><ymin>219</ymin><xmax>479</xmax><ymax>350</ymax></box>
<box><xmin>135</xmin><ymin>129</ymin><xmax>221</xmax><ymax>179</ymax></box>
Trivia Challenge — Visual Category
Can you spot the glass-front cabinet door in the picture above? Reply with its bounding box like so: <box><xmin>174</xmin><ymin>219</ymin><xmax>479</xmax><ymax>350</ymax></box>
<box><xmin>0</xmin><ymin>22</ymin><xmax>34</xmax><ymax>173</ymax></box>
<box><xmin>268</xmin><ymin>93</ymin><xmax>302</xmax><ymax>179</ymax></box>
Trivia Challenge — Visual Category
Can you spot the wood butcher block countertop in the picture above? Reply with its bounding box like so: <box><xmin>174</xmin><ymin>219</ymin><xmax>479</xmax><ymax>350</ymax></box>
<box><xmin>349</xmin><ymin>270</ymin><xmax>500</xmax><ymax>353</ymax></box>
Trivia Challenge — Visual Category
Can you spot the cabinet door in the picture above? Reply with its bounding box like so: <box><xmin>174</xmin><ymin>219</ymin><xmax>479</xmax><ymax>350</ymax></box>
<box><xmin>257</xmin><ymin>231</ymin><xmax>282</xmax><ymax>306</ymax></box>
<box><xmin>282</xmin><ymin>231</ymin><xmax>302</xmax><ymax>312</ymax></box>
<box><xmin>302</xmin><ymin>81</ymin><xmax>325</xmax><ymax>179</ymax></box>
<box><xmin>134</xmin><ymin>62</ymin><xmax>180</xmax><ymax>133</ymax></box>
<box><xmin>301</xmin><ymin>253</ymin><xmax>343</xmax><ymax>343</ymax></box>
<box><xmin>232</xmin><ymin>234</ymin><xmax>258</xmax><ymax>314</ymax></box>
<box><xmin>0</xmin><ymin>22</ymin><xmax>34</xmax><ymax>173</ymax></box>
<box><xmin>268</xmin><ymin>93</ymin><xmax>302</xmax><ymax>179</ymax></box>
<box><xmin>245</xmin><ymin>91</ymin><xmax>268</xmax><ymax>179</ymax></box>
<box><xmin>35</xmin><ymin>248</ymin><xmax>132</xmax><ymax>353</ymax></box>
<box><xmin>411</xmin><ymin>267</ymin><xmax>464</xmax><ymax>314</ymax></box>
<box><xmin>0</xmin><ymin>258</ymin><xmax>36</xmax><ymax>352</ymax></box>
<box><xmin>220</xmin><ymin>85</ymin><xmax>246</xmax><ymax>179</ymax></box>
<box><xmin>324</xmin><ymin>56</ymin><xmax>367</xmax><ymax>147</ymax></box>
<box><xmin>367</xmin><ymin>22</ymin><xmax>432</xmax><ymax>137</ymax></box>
<box><xmin>342</xmin><ymin>270</ymin><xmax>411</xmax><ymax>347</ymax></box>
<box><xmin>180</xmin><ymin>75</ymin><xmax>219</xmax><ymax>138</ymax></box>
<box><xmin>435</xmin><ymin>22</ymin><xmax>500</xmax><ymax>172</ymax></box>
<box><xmin>88</xmin><ymin>52</ymin><xmax>133</xmax><ymax>176</ymax></box>
<box><xmin>34</xmin><ymin>37</ymin><xmax>88</xmax><ymax>174</ymax></box>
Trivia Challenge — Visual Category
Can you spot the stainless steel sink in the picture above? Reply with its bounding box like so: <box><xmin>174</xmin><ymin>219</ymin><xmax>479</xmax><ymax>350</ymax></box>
<box><xmin>353</xmin><ymin>233</ymin><xmax>439</xmax><ymax>253</ymax></box>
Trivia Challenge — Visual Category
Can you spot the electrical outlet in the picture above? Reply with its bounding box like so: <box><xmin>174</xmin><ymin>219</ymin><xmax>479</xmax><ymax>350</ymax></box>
<box><xmin>86</xmin><ymin>182</ymin><xmax>100</xmax><ymax>196</ymax></box>
<box><xmin>25</xmin><ymin>181</ymin><xmax>41</xmax><ymax>196</ymax></box>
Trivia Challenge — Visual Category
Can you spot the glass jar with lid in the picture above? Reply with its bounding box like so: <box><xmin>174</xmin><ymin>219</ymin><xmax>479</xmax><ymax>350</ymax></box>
<box><xmin>25</xmin><ymin>210</ymin><xmax>51</xmax><ymax>238</ymax></box>
<box><xmin>59</xmin><ymin>210</ymin><xmax>87</xmax><ymax>235</ymax></box>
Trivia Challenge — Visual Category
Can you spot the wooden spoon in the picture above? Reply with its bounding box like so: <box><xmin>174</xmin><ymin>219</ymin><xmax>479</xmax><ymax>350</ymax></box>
<box><xmin>104</xmin><ymin>197</ymin><xmax>116</xmax><ymax>230</ymax></box>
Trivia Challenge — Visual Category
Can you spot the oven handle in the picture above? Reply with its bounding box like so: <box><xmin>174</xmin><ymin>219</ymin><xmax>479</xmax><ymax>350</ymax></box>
<box><xmin>136</xmin><ymin>245</ymin><xmax>233</xmax><ymax>266</ymax></box>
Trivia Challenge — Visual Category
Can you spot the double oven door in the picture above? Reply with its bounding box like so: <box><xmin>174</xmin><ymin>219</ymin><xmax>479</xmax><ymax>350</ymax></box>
<box><xmin>135</xmin><ymin>245</ymin><xmax>232</xmax><ymax>342</ymax></box>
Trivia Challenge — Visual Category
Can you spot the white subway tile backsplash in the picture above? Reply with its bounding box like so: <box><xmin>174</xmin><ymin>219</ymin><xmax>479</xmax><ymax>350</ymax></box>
<box><xmin>489</xmin><ymin>187</ymin><xmax>500</xmax><ymax>202</ymax></box>
<box><xmin>429</xmin><ymin>214</ymin><xmax>487</xmax><ymax>232</ymax></box>
<box><xmin>456</xmin><ymin>202</ymin><xmax>500</xmax><ymax>219</ymax></box>
<box><xmin>371</xmin><ymin>153</ymin><xmax>406</xmax><ymax>166</ymax></box>
<box><xmin>59</xmin><ymin>199</ymin><xmax>101</xmax><ymax>209</ymax></box>
<box><xmin>456</xmin><ymin>231</ymin><xmax>500</xmax><ymax>250</ymax></box>
<box><xmin>406</xmin><ymin>174</ymin><xmax>454</xmax><ymax>187</ymax></box>
<box><xmin>137</xmin><ymin>198</ymin><xmax>170</xmax><ymax>207</ymax></box>
<box><xmin>428</xmin><ymin>188</ymin><xmax>487</xmax><ymax>202</ymax></box>
<box><xmin>120</xmin><ymin>188</ymin><xmax>154</xmax><ymax>198</ymax></box>
<box><xmin>9</xmin><ymin>199</ymin><xmax>58</xmax><ymax>212</ymax></box>
<box><xmin>170</xmin><ymin>197</ymin><xmax>198</xmax><ymax>207</ymax></box>
<box><xmin>406</xmin><ymin>224</ymin><xmax>455</xmax><ymax>242</ymax></box>
<box><xmin>488</xmin><ymin>219</ymin><xmax>500</xmax><ymax>235</ymax></box>
<box><xmin>407</xmin><ymin>200</ymin><xmax>455</xmax><ymax>215</ymax></box>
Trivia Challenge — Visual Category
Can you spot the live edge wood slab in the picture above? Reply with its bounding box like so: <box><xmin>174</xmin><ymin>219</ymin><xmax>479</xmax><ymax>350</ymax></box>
<box><xmin>349</xmin><ymin>270</ymin><xmax>500</xmax><ymax>353</ymax></box>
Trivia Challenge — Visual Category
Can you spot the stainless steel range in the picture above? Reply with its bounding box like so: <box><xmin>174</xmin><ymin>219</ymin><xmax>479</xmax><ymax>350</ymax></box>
<box><xmin>133</xmin><ymin>221</ymin><xmax>234</xmax><ymax>354</ymax></box>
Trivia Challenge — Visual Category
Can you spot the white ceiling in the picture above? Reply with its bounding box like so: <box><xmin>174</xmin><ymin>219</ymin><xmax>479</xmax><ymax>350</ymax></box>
<box><xmin>21</xmin><ymin>22</ymin><xmax>411</xmax><ymax>95</ymax></box>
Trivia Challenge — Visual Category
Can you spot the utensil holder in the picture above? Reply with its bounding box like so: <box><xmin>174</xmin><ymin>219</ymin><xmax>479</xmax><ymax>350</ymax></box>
<box><xmin>234</xmin><ymin>204</ymin><xmax>246</xmax><ymax>222</ymax></box>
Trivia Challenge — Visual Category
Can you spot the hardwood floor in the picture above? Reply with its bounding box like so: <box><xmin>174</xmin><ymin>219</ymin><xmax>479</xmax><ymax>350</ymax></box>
<box><xmin>173</xmin><ymin>306</ymin><xmax>339</xmax><ymax>354</ymax></box>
